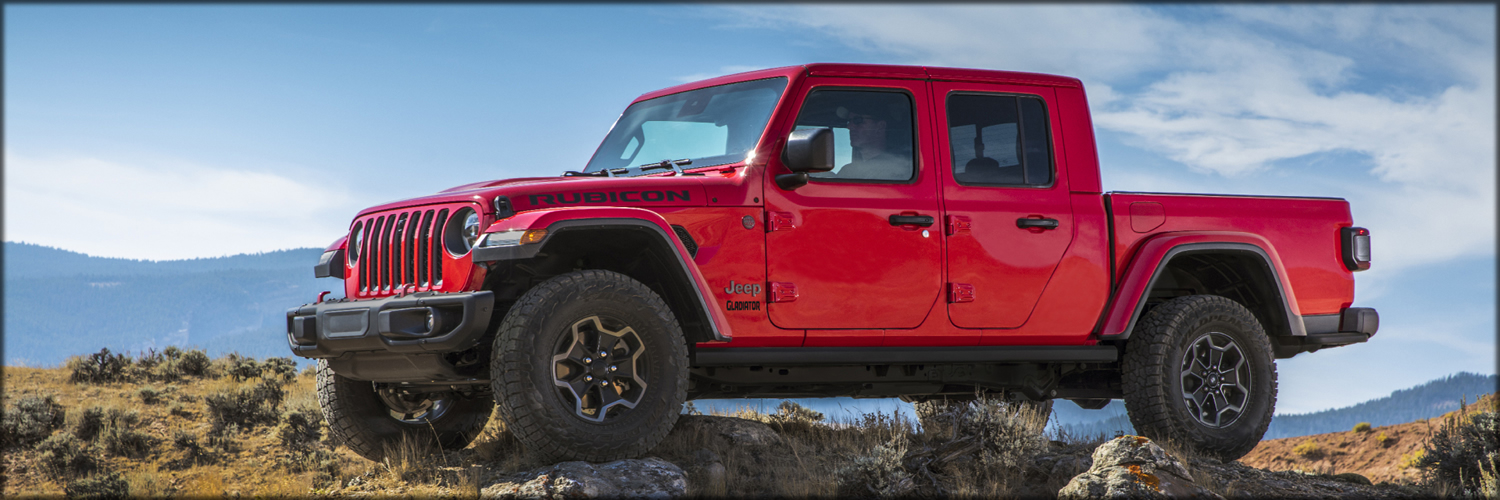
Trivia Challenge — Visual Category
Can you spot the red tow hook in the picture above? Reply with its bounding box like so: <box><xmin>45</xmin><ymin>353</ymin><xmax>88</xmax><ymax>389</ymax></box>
<box><xmin>316</xmin><ymin>291</ymin><xmax>331</xmax><ymax>304</ymax></box>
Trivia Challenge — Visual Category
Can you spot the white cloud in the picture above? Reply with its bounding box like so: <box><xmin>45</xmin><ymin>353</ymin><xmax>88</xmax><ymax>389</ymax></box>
<box><xmin>730</xmin><ymin>5</ymin><xmax>1496</xmax><ymax>272</ymax></box>
<box><xmin>5</xmin><ymin>155</ymin><xmax>356</xmax><ymax>260</ymax></box>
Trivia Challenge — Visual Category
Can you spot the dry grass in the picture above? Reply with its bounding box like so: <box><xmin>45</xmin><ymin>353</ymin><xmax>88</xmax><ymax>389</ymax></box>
<box><xmin>3</xmin><ymin>351</ymin><xmax>372</xmax><ymax>497</ymax></box>
<box><xmin>5</xmin><ymin>360</ymin><xmax>1088</xmax><ymax>498</ymax></box>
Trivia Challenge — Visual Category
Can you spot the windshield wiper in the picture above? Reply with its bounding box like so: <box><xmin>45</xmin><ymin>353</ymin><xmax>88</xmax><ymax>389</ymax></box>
<box><xmin>639</xmin><ymin>159</ymin><xmax>692</xmax><ymax>175</ymax></box>
<box><xmin>563</xmin><ymin>168</ymin><xmax>631</xmax><ymax>178</ymax></box>
<box><xmin>564</xmin><ymin>159</ymin><xmax>691</xmax><ymax>178</ymax></box>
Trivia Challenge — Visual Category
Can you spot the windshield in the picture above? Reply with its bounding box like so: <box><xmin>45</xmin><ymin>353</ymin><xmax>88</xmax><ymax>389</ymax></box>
<box><xmin>584</xmin><ymin>77</ymin><xmax>787</xmax><ymax>175</ymax></box>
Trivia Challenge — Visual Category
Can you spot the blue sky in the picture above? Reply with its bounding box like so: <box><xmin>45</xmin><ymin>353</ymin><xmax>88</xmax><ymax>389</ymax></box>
<box><xmin>5</xmin><ymin>5</ymin><xmax>1494</xmax><ymax>413</ymax></box>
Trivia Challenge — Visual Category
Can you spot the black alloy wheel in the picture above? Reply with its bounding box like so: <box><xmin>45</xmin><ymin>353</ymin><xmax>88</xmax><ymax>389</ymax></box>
<box><xmin>1180</xmin><ymin>331</ymin><xmax>1253</xmax><ymax>428</ymax></box>
<box><xmin>551</xmin><ymin>315</ymin><xmax>650</xmax><ymax>422</ymax></box>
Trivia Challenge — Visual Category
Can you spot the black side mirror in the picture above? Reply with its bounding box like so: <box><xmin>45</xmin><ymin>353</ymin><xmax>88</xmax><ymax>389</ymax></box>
<box><xmin>777</xmin><ymin>128</ymin><xmax>835</xmax><ymax>190</ymax></box>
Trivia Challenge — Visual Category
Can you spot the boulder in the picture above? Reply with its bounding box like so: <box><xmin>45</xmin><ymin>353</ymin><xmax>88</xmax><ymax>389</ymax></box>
<box><xmin>1057</xmin><ymin>436</ymin><xmax>1223</xmax><ymax>500</ymax></box>
<box><xmin>480</xmin><ymin>457</ymin><xmax>687</xmax><ymax>499</ymax></box>
<box><xmin>670</xmin><ymin>415</ymin><xmax>784</xmax><ymax>447</ymax></box>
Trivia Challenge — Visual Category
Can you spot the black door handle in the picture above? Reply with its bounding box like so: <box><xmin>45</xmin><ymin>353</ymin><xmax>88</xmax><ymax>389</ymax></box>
<box><xmin>889</xmin><ymin>214</ymin><xmax>935</xmax><ymax>227</ymax></box>
<box><xmin>1016</xmin><ymin>218</ymin><xmax>1059</xmax><ymax>230</ymax></box>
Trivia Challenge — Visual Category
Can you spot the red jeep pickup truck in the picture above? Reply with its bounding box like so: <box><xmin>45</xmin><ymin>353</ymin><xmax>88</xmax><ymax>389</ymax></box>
<box><xmin>288</xmin><ymin>63</ymin><xmax>1377</xmax><ymax>463</ymax></box>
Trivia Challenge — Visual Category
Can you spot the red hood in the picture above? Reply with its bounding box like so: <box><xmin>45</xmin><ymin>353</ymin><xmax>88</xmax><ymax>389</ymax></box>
<box><xmin>353</xmin><ymin>172</ymin><xmax>715</xmax><ymax>221</ymax></box>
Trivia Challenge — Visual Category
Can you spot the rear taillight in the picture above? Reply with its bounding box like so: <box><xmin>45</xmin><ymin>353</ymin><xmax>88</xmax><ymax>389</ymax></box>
<box><xmin>1341</xmin><ymin>227</ymin><xmax>1371</xmax><ymax>271</ymax></box>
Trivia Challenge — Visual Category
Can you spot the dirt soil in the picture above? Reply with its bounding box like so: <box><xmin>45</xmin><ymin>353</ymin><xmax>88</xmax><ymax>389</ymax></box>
<box><xmin>1240</xmin><ymin>394</ymin><xmax>1498</xmax><ymax>485</ymax></box>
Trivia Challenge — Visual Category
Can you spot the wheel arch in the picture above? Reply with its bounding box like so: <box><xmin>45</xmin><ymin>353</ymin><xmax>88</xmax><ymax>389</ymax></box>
<box><xmin>474</xmin><ymin>207</ymin><xmax>731</xmax><ymax>344</ymax></box>
<box><xmin>1099</xmin><ymin>232</ymin><xmax>1305</xmax><ymax>341</ymax></box>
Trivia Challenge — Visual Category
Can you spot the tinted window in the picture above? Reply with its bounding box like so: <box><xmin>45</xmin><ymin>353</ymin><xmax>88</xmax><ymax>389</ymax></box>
<box><xmin>792</xmin><ymin>89</ymin><xmax>915</xmax><ymax>182</ymax></box>
<box><xmin>947</xmin><ymin>94</ymin><xmax>1053</xmax><ymax>186</ymax></box>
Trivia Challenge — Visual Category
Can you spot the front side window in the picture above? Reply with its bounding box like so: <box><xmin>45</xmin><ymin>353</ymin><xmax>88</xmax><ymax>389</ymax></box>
<box><xmin>585</xmin><ymin>77</ymin><xmax>787</xmax><ymax>175</ymax></box>
<box><xmin>792</xmin><ymin>89</ymin><xmax>916</xmax><ymax>182</ymax></box>
<box><xmin>947</xmin><ymin>93</ymin><xmax>1053</xmax><ymax>186</ymax></box>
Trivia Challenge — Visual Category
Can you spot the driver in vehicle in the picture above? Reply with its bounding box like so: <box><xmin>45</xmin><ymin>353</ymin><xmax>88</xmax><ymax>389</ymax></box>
<box><xmin>835</xmin><ymin>105</ymin><xmax>909</xmax><ymax>181</ymax></box>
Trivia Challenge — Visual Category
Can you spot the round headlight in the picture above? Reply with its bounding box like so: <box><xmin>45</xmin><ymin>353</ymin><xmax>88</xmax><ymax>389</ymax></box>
<box><xmin>444</xmin><ymin>208</ymin><xmax>481</xmax><ymax>256</ymax></box>
<box><xmin>348</xmin><ymin>222</ymin><xmax>364</xmax><ymax>263</ymax></box>
<box><xmin>463</xmin><ymin>212</ymin><xmax>481</xmax><ymax>249</ymax></box>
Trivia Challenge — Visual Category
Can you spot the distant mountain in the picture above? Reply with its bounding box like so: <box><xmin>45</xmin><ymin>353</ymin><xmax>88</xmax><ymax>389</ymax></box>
<box><xmin>3</xmin><ymin>242</ymin><xmax>341</xmax><ymax>366</ymax></box>
<box><xmin>4</xmin><ymin>241</ymin><xmax>322</xmax><ymax>278</ymax></box>
<box><xmin>1048</xmin><ymin>372</ymin><xmax>1498</xmax><ymax>440</ymax></box>
<box><xmin>1262</xmin><ymin>372</ymin><xmax>1497</xmax><ymax>439</ymax></box>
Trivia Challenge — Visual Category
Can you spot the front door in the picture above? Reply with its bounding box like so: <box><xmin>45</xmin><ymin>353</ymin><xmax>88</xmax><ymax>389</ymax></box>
<box><xmin>764</xmin><ymin>77</ymin><xmax>943</xmax><ymax>331</ymax></box>
<box><xmin>934</xmin><ymin>82</ymin><xmax>1075</xmax><ymax>329</ymax></box>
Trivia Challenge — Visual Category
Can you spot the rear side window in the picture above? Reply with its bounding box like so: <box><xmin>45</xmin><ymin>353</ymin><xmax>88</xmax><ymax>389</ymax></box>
<box><xmin>947</xmin><ymin>93</ymin><xmax>1053</xmax><ymax>187</ymax></box>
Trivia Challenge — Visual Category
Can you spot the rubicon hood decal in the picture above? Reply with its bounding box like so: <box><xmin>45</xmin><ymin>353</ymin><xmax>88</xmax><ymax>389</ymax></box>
<box><xmin>526</xmin><ymin>189</ymin><xmax>691</xmax><ymax>207</ymax></box>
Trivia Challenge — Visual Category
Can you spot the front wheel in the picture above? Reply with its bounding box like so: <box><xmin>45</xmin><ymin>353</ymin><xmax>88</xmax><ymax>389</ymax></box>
<box><xmin>315</xmin><ymin>360</ymin><xmax>493</xmax><ymax>461</ymax></box>
<box><xmin>1122</xmin><ymin>295</ymin><xmax>1277</xmax><ymax>461</ymax></box>
<box><xmin>490</xmin><ymin>270</ymin><xmax>689</xmax><ymax>463</ymax></box>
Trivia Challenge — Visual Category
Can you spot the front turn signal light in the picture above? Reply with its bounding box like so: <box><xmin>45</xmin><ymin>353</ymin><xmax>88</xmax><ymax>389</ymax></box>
<box><xmin>520</xmin><ymin>229</ymin><xmax>548</xmax><ymax>245</ymax></box>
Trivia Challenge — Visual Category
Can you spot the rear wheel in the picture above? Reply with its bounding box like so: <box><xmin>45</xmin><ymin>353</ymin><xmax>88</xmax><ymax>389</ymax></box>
<box><xmin>1122</xmin><ymin>295</ymin><xmax>1277</xmax><ymax>461</ymax></box>
<box><xmin>490</xmin><ymin>270</ymin><xmax>689</xmax><ymax>463</ymax></box>
<box><xmin>315</xmin><ymin>360</ymin><xmax>493</xmax><ymax>461</ymax></box>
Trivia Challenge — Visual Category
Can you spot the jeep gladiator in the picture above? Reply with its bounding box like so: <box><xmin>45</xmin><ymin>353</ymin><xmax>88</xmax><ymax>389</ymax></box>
<box><xmin>288</xmin><ymin>63</ymin><xmax>1378</xmax><ymax>462</ymax></box>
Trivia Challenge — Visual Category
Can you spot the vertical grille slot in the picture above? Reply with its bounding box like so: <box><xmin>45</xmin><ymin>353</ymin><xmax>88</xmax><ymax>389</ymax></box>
<box><xmin>367</xmin><ymin>216</ymin><xmax>386</xmax><ymax>292</ymax></box>
<box><xmin>405</xmin><ymin>210</ymin><xmax>420</xmax><ymax>288</ymax></box>
<box><xmin>432</xmin><ymin>209</ymin><xmax>449</xmax><ymax>286</ymax></box>
<box><xmin>356</xmin><ymin>220</ymin><xmax>370</xmax><ymax>292</ymax></box>
<box><xmin>393</xmin><ymin>213</ymin><xmax>410</xmax><ymax>289</ymax></box>
<box><xmin>417</xmin><ymin>210</ymin><xmax>434</xmax><ymax>287</ymax></box>
<box><xmin>380</xmin><ymin>214</ymin><xmax>395</xmax><ymax>290</ymax></box>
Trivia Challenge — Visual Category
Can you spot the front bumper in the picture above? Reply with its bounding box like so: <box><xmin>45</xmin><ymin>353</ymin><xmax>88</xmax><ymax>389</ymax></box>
<box><xmin>286</xmin><ymin>291</ymin><xmax>495</xmax><ymax>359</ymax></box>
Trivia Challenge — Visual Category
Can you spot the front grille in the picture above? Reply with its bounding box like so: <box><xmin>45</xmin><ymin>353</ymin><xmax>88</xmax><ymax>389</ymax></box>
<box><xmin>352</xmin><ymin>206</ymin><xmax>458</xmax><ymax>296</ymax></box>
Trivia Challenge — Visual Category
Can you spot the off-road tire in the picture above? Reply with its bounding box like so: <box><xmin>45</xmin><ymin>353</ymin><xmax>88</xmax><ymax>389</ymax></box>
<box><xmin>490</xmin><ymin>270</ymin><xmax>689</xmax><ymax>463</ymax></box>
<box><xmin>315</xmin><ymin>360</ymin><xmax>493</xmax><ymax>461</ymax></box>
<box><xmin>1122</xmin><ymin>295</ymin><xmax>1277</xmax><ymax>461</ymax></box>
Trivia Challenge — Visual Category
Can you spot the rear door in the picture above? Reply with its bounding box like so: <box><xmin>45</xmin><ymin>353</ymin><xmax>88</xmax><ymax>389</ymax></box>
<box><xmin>934</xmin><ymin>82</ymin><xmax>1075</xmax><ymax>329</ymax></box>
<box><xmin>763</xmin><ymin>77</ymin><xmax>943</xmax><ymax>331</ymax></box>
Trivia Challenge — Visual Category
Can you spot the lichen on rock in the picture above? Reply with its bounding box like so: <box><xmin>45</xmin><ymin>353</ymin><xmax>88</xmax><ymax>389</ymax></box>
<box><xmin>1057</xmin><ymin>435</ymin><xmax>1223</xmax><ymax>500</ymax></box>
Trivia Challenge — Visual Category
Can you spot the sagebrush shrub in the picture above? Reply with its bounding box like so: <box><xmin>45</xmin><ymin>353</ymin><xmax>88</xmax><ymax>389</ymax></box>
<box><xmin>1293</xmin><ymin>439</ymin><xmax>1323</xmax><ymax>459</ymax></box>
<box><xmin>138</xmin><ymin>386</ymin><xmax>161</xmax><ymax>405</ymax></box>
<box><xmin>1353</xmin><ymin>422</ymin><xmax>1372</xmax><ymax>433</ymax></box>
<box><xmin>262</xmin><ymin>357</ymin><xmax>299</xmax><ymax>383</ymax></box>
<box><xmin>217</xmin><ymin>353</ymin><xmax>264</xmax><ymax>382</ymax></box>
<box><xmin>1418</xmin><ymin>410</ymin><xmax>1500</xmax><ymax>494</ymax></box>
<box><xmin>172</xmin><ymin>430</ymin><xmax>216</xmax><ymax>465</ymax></box>
<box><xmin>835</xmin><ymin>434</ymin><xmax>913</xmax><ymax>498</ymax></box>
<box><xmin>277</xmin><ymin>399</ymin><xmax>325</xmax><ymax>450</ymax></box>
<box><xmin>769</xmin><ymin>401</ymin><xmax>824</xmax><ymax>433</ymax></box>
<box><xmin>68</xmin><ymin>348</ymin><xmax>133</xmax><ymax>384</ymax></box>
<box><xmin>65</xmin><ymin>470</ymin><xmax>129</xmax><ymax>499</ymax></box>
<box><xmin>69</xmin><ymin>406</ymin><xmax>107</xmax><ymax>442</ymax></box>
<box><xmin>102</xmin><ymin>424</ymin><xmax>153</xmax><ymax>458</ymax></box>
<box><xmin>205</xmin><ymin>380</ymin><xmax>285</xmax><ymax>434</ymax></box>
<box><xmin>95</xmin><ymin>407</ymin><xmax>152</xmax><ymax>457</ymax></box>
<box><xmin>2</xmin><ymin>393</ymin><xmax>66</xmax><ymax>448</ymax></box>
<box><xmin>37</xmin><ymin>432</ymin><xmax>97</xmax><ymax>477</ymax></box>
<box><xmin>1376</xmin><ymin>432</ymin><xmax>1392</xmax><ymax>447</ymax></box>
<box><xmin>959</xmin><ymin>398</ymin><xmax>1048</xmax><ymax>469</ymax></box>
<box><xmin>170</xmin><ymin>348</ymin><xmax>212</xmax><ymax>377</ymax></box>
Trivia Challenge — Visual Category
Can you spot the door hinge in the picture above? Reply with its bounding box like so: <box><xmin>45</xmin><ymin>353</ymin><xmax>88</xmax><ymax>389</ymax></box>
<box><xmin>946</xmin><ymin>215</ymin><xmax>971</xmax><ymax>236</ymax></box>
<box><xmin>949</xmin><ymin>283</ymin><xmax>975</xmax><ymax>303</ymax></box>
<box><xmin>766</xmin><ymin>211</ymin><xmax>796</xmax><ymax>232</ymax></box>
<box><xmin>769</xmin><ymin>282</ymin><xmax>799</xmax><ymax>303</ymax></box>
